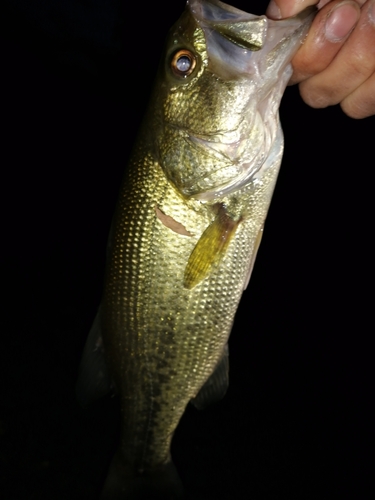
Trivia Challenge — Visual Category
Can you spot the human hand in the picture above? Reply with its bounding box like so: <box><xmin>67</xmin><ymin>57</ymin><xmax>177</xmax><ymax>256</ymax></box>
<box><xmin>266</xmin><ymin>0</ymin><xmax>375</xmax><ymax>118</ymax></box>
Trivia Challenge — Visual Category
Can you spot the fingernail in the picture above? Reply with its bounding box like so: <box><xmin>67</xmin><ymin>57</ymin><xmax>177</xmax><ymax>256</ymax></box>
<box><xmin>325</xmin><ymin>1</ymin><xmax>360</xmax><ymax>42</ymax></box>
<box><xmin>266</xmin><ymin>0</ymin><xmax>282</xmax><ymax>19</ymax></box>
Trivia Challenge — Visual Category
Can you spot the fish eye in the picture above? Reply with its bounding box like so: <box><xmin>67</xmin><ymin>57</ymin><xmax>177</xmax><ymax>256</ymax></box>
<box><xmin>171</xmin><ymin>49</ymin><xmax>196</xmax><ymax>78</ymax></box>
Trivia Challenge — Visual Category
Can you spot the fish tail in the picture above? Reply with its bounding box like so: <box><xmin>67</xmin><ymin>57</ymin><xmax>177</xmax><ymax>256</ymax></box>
<box><xmin>100</xmin><ymin>451</ymin><xmax>186</xmax><ymax>500</ymax></box>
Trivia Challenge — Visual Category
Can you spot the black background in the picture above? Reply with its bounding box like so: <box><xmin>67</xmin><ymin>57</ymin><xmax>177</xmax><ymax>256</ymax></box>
<box><xmin>1</xmin><ymin>1</ymin><xmax>373</xmax><ymax>499</ymax></box>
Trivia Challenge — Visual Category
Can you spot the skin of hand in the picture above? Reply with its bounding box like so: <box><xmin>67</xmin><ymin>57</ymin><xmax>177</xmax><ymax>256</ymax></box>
<box><xmin>266</xmin><ymin>0</ymin><xmax>375</xmax><ymax>118</ymax></box>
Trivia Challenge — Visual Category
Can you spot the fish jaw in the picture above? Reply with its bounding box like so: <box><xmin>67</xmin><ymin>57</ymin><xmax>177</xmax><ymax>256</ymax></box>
<box><xmin>156</xmin><ymin>1</ymin><xmax>315</xmax><ymax>199</ymax></box>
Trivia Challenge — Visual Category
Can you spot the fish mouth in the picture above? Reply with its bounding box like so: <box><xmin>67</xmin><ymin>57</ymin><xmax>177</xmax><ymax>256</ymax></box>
<box><xmin>188</xmin><ymin>0</ymin><xmax>316</xmax><ymax>81</ymax></box>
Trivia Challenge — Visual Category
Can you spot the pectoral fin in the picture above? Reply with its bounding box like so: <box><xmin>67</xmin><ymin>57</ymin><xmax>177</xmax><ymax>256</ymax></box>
<box><xmin>184</xmin><ymin>205</ymin><xmax>240</xmax><ymax>289</ymax></box>
<box><xmin>191</xmin><ymin>344</ymin><xmax>229</xmax><ymax>410</ymax></box>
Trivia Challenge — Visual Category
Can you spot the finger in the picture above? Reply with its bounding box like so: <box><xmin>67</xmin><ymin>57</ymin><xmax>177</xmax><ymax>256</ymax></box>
<box><xmin>289</xmin><ymin>0</ymin><xmax>361</xmax><ymax>84</ymax></box>
<box><xmin>340</xmin><ymin>71</ymin><xmax>375</xmax><ymax>118</ymax></box>
<box><xmin>266</xmin><ymin>0</ymin><xmax>365</xmax><ymax>20</ymax></box>
<box><xmin>267</xmin><ymin>0</ymin><xmax>318</xmax><ymax>19</ymax></box>
<box><xmin>299</xmin><ymin>0</ymin><xmax>375</xmax><ymax>108</ymax></box>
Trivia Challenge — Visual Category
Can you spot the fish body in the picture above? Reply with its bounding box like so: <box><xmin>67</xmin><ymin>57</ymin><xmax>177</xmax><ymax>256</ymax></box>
<box><xmin>77</xmin><ymin>1</ymin><xmax>315</xmax><ymax>497</ymax></box>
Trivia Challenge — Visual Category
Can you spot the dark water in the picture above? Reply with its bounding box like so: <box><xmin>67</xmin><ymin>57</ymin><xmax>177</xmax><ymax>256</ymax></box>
<box><xmin>1</xmin><ymin>1</ymin><xmax>373</xmax><ymax>499</ymax></box>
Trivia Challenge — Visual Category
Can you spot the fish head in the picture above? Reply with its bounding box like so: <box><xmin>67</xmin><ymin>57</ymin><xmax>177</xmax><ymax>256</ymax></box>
<box><xmin>153</xmin><ymin>0</ymin><xmax>315</xmax><ymax>200</ymax></box>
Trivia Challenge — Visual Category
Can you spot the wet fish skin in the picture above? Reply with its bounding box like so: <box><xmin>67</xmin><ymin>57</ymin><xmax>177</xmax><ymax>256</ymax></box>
<box><xmin>77</xmin><ymin>1</ymin><xmax>315</xmax><ymax>498</ymax></box>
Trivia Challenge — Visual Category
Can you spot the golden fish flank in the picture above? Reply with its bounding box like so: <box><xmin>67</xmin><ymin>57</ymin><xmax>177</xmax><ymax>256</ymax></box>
<box><xmin>76</xmin><ymin>1</ymin><xmax>315</xmax><ymax>498</ymax></box>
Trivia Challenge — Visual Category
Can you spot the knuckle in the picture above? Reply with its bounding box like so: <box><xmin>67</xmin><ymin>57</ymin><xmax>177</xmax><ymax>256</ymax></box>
<box><xmin>341</xmin><ymin>96</ymin><xmax>375</xmax><ymax>120</ymax></box>
<box><xmin>347</xmin><ymin>51</ymin><xmax>375</xmax><ymax>81</ymax></box>
<box><xmin>299</xmin><ymin>81</ymin><xmax>331</xmax><ymax>109</ymax></box>
<box><xmin>292</xmin><ymin>51</ymin><xmax>321</xmax><ymax>80</ymax></box>
<box><xmin>340</xmin><ymin>102</ymin><xmax>366</xmax><ymax>119</ymax></box>
<box><xmin>341</xmin><ymin>76</ymin><xmax>375</xmax><ymax>119</ymax></box>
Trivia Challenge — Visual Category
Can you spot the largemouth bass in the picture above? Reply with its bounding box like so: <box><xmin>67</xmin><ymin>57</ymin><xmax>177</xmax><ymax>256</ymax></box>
<box><xmin>77</xmin><ymin>1</ymin><xmax>315</xmax><ymax>498</ymax></box>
